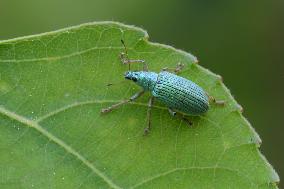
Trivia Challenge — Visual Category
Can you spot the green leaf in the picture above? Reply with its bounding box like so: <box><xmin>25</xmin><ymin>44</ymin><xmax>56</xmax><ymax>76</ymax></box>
<box><xmin>0</xmin><ymin>22</ymin><xmax>279</xmax><ymax>189</ymax></box>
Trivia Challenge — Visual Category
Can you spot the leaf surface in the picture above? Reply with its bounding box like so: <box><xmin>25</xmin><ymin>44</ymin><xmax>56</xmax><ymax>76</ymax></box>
<box><xmin>0</xmin><ymin>22</ymin><xmax>279</xmax><ymax>189</ymax></box>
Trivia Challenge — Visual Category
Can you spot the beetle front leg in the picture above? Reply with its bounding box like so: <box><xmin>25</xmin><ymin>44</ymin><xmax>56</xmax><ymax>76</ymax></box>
<box><xmin>101</xmin><ymin>90</ymin><xmax>145</xmax><ymax>113</ymax></box>
<box><xmin>119</xmin><ymin>40</ymin><xmax>148</xmax><ymax>71</ymax></box>
<box><xmin>144</xmin><ymin>97</ymin><xmax>154</xmax><ymax>135</ymax></box>
<box><xmin>119</xmin><ymin>53</ymin><xmax>148</xmax><ymax>71</ymax></box>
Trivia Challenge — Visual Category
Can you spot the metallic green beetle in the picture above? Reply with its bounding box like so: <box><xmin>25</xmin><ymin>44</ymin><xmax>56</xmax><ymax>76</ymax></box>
<box><xmin>101</xmin><ymin>40</ymin><xmax>224</xmax><ymax>134</ymax></box>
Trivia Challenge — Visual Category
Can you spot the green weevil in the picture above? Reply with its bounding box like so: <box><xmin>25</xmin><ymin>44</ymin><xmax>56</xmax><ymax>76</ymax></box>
<box><xmin>101</xmin><ymin>40</ymin><xmax>224</xmax><ymax>134</ymax></box>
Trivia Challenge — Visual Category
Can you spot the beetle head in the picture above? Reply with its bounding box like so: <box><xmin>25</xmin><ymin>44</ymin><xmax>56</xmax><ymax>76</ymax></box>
<box><xmin>124</xmin><ymin>71</ymin><xmax>138</xmax><ymax>82</ymax></box>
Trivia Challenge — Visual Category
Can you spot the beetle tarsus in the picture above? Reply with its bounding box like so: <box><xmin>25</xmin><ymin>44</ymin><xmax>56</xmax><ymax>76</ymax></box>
<box><xmin>101</xmin><ymin>108</ymin><xmax>111</xmax><ymax>114</ymax></box>
<box><xmin>144</xmin><ymin>128</ymin><xmax>150</xmax><ymax>135</ymax></box>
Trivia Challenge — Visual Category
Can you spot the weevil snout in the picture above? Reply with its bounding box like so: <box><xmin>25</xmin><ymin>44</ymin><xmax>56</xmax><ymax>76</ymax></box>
<box><xmin>124</xmin><ymin>71</ymin><xmax>158</xmax><ymax>91</ymax></box>
<box><xmin>124</xmin><ymin>71</ymin><xmax>138</xmax><ymax>82</ymax></box>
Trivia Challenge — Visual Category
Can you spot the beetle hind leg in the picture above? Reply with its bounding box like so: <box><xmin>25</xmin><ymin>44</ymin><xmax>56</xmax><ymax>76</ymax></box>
<box><xmin>168</xmin><ymin>108</ymin><xmax>193</xmax><ymax>127</ymax></box>
<box><xmin>182</xmin><ymin>117</ymin><xmax>193</xmax><ymax>127</ymax></box>
<box><xmin>168</xmin><ymin>108</ymin><xmax>177</xmax><ymax>116</ymax></box>
<box><xmin>207</xmin><ymin>94</ymin><xmax>225</xmax><ymax>106</ymax></box>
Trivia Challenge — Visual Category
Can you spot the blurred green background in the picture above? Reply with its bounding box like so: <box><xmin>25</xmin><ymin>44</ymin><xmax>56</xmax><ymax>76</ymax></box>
<box><xmin>1</xmin><ymin>0</ymin><xmax>283</xmax><ymax>186</ymax></box>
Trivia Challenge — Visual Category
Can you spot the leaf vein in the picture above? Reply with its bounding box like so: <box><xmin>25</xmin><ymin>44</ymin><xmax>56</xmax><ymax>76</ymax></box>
<box><xmin>36</xmin><ymin>100</ymin><xmax>168</xmax><ymax>123</ymax></box>
<box><xmin>131</xmin><ymin>166</ymin><xmax>256</xmax><ymax>189</ymax></box>
<box><xmin>0</xmin><ymin>106</ymin><xmax>122</xmax><ymax>189</ymax></box>
<box><xmin>0</xmin><ymin>46</ymin><xmax>125</xmax><ymax>63</ymax></box>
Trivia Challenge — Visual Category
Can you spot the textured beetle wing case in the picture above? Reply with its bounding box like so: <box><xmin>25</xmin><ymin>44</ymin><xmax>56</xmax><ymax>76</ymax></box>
<box><xmin>152</xmin><ymin>72</ymin><xmax>209</xmax><ymax>115</ymax></box>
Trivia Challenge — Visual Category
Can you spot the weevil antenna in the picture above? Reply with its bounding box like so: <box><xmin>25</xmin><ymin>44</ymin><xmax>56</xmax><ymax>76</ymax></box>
<box><xmin>121</xmin><ymin>39</ymin><xmax>131</xmax><ymax>71</ymax></box>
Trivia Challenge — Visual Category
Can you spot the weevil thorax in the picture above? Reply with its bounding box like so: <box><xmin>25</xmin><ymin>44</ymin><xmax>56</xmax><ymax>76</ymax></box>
<box><xmin>124</xmin><ymin>71</ymin><xmax>158</xmax><ymax>91</ymax></box>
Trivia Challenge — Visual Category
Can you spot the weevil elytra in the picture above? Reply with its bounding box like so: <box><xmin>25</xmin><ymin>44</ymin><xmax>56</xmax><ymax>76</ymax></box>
<box><xmin>101</xmin><ymin>40</ymin><xmax>225</xmax><ymax>134</ymax></box>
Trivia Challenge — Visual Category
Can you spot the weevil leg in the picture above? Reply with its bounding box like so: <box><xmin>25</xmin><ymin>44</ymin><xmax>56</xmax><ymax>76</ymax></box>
<box><xmin>168</xmin><ymin>108</ymin><xmax>193</xmax><ymax>127</ymax></box>
<box><xmin>144</xmin><ymin>97</ymin><xmax>154</xmax><ymax>135</ymax></box>
<box><xmin>207</xmin><ymin>94</ymin><xmax>225</xmax><ymax>106</ymax></box>
<box><xmin>182</xmin><ymin>116</ymin><xmax>193</xmax><ymax>127</ymax></box>
<box><xmin>120</xmin><ymin>40</ymin><xmax>148</xmax><ymax>71</ymax></box>
<box><xmin>168</xmin><ymin>108</ymin><xmax>177</xmax><ymax>116</ymax></box>
<box><xmin>120</xmin><ymin>53</ymin><xmax>148</xmax><ymax>71</ymax></box>
<box><xmin>101</xmin><ymin>90</ymin><xmax>145</xmax><ymax>114</ymax></box>
<box><xmin>162</xmin><ymin>62</ymin><xmax>185</xmax><ymax>74</ymax></box>
<box><xmin>174</xmin><ymin>62</ymin><xmax>185</xmax><ymax>74</ymax></box>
